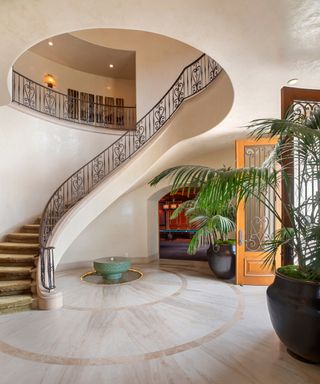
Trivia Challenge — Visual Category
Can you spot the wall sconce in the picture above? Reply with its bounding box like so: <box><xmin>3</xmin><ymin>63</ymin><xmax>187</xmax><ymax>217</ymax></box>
<box><xmin>170</xmin><ymin>203</ymin><xmax>177</xmax><ymax>209</ymax></box>
<box><xmin>163</xmin><ymin>203</ymin><xmax>170</xmax><ymax>210</ymax></box>
<box><xmin>43</xmin><ymin>73</ymin><xmax>56</xmax><ymax>88</ymax></box>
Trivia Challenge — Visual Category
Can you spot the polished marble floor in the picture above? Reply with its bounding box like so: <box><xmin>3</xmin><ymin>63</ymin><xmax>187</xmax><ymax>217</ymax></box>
<box><xmin>0</xmin><ymin>260</ymin><xmax>319</xmax><ymax>383</ymax></box>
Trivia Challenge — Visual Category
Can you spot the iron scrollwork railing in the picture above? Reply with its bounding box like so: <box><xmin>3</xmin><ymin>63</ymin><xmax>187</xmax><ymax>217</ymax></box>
<box><xmin>37</xmin><ymin>53</ymin><xmax>222</xmax><ymax>290</ymax></box>
<box><xmin>292</xmin><ymin>100</ymin><xmax>320</xmax><ymax>226</ymax></box>
<box><xmin>12</xmin><ymin>71</ymin><xmax>136</xmax><ymax>130</ymax></box>
<box><xmin>291</xmin><ymin>100</ymin><xmax>320</xmax><ymax>122</ymax></box>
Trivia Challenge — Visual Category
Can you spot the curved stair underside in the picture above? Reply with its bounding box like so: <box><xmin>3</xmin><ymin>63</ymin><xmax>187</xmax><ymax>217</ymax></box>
<box><xmin>49</xmin><ymin>70</ymin><xmax>233</xmax><ymax>270</ymax></box>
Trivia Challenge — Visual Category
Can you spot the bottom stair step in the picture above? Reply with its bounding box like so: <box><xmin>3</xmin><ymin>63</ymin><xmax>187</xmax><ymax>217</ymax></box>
<box><xmin>0</xmin><ymin>295</ymin><xmax>33</xmax><ymax>314</ymax></box>
<box><xmin>0</xmin><ymin>280</ymin><xmax>32</xmax><ymax>296</ymax></box>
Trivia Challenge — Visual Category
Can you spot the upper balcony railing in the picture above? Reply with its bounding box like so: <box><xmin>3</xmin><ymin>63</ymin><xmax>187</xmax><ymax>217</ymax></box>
<box><xmin>11</xmin><ymin>70</ymin><xmax>136</xmax><ymax>130</ymax></box>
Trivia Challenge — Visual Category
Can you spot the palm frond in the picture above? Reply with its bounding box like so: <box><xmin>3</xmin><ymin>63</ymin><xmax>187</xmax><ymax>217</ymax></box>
<box><xmin>262</xmin><ymin>227</ymin><xmax>295</xmax><ymax>269</ymax></box>
<box><xmin>170</xmin><ymin>200</ymin><xmax>195</xmax><ymax>219</ymax></box>
<box><xmin>187</xmin><ymin>228</ymin><xmax>214</xmax><ymax>254</ymax></box>
<box><xmin>151</xmin><ymin>108</ymin><xmax>320</xmax><ymax>275</ymax></box>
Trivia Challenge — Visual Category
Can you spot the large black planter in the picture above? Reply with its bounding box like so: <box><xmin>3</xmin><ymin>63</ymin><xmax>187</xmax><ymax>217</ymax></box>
<box><xmin>267</xmin><ymin>270</ymin><xmax>320</xmax><ymax>363</ymax></box>
<box><xmin>207</xmin><ymin>243</ymin><xmax>235</xmax><ymax>279</ymax></box>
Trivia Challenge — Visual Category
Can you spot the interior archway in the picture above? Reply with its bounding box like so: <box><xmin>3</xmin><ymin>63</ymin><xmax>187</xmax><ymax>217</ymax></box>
<box><xmin>158</xmin><ymin>190</ymin><xmax>208</xmax><ymax>261</ymax></box>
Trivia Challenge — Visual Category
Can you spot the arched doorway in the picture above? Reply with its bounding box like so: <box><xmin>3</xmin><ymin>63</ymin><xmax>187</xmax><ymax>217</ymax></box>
<box><xmin>158</xmin><ymin>191</ymin><xmax>207</xmax><ymax>261</ymax></box>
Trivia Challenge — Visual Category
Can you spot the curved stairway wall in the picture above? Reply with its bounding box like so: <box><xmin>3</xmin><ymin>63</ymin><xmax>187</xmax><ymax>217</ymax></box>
<box><xmin>49</xmin><ymin>69</ymin><xmax>233</xmax><ymax>270</ymax></box>
<box><xmin>0</xmin><ymin>105</ymin><xmax>120</xmax><ymax>240</ymax></box>
<box><xmin>61</xmin><ymin>144</ymin><xmax>235</xmax><ymax>267</ymax></box>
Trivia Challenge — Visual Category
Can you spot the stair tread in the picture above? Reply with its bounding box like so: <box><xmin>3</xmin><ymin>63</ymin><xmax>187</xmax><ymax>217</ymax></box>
<box><xmin>0</xmin><ymin>279</ymin><xmax>32</xmax><ymax>296</ymax></box>
<box><xmin>6</xmin><ymin>233</ymin><xmax>40</xmax><ymax>243</ymax></box>
<box><xmin>0</xmin><ymin>280</ymin><xmax>32</xmax><ymax>287</ymax></box>
<box><xmin>7</xmin><ymin>233</ymin><xmax>39</xmax><ymax>237</ymax></box>
<box><xmin>21</xmin><ymin>224</ymin><xmax>40</xmax><ymax>233</ymax></box>
<box><xmin>0</xmin><ymin>266</ymin><xmax>33</xmax><ymax>272</ymax></box>
<box><xmin>0</xmin><ymin>242</ymin><xmax>39</xmax><ymax>247</ymax></box>
<box><xmin>0</xmin><ymin>219</ymin><xmax>39</xmax><ymax>313</ymax></box>
<box><xmin>0</xmin><ymin>294</ymin><xmax>33</xmax><ymax>308</ymax></box>
<box><xmin>0</xmin><ymin>254</ymin><xmax>37</xmax><ymax>259</ymax></box>
<box><xmin>0</xmin><ymin>254</ymin><xmax>36</xmax><ymax>266</ymax></box>
<box><xmin>0</xmin><ymin>242</ymin><xmax>39</xmax><ymax>255</ymax></box>
<box><xmin>0</xmin><ymin>280</ymin><xmax>32</xmax><ymax>296</ymax></box>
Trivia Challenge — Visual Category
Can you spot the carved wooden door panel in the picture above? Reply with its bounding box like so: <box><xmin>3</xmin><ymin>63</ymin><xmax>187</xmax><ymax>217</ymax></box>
<box><xmin>236</xmin><ymin>138</ymin><xmax>281</xmax><ymax>285</ymax></box>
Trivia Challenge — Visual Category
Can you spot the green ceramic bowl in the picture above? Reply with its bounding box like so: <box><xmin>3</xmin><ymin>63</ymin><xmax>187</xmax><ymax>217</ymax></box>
<box><xmin>93</xmin><ymin>257</ymin><xmax>131</xmax><ymax>281</ymax></box>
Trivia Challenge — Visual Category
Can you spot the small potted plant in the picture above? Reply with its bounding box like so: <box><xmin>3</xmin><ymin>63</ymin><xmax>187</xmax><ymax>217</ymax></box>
<box><xmin>170</xmin><ymin>196</ymin><xmax>236</xmax><ymax>279</ymax></box>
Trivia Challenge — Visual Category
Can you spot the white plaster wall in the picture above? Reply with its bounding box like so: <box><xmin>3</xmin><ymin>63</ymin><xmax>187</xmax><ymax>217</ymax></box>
<box><xmin>61</xmin><ymin>145</ymin><xmax>235</xmax><ymax>265</ymax></box>
<box><xmin>0</xmin><ymin>30</ymin><xmax>202</xmax><ymax>241</ymax></box>
<box><xmin>14</xmin><ymin>51</ymin><xmax>136</xmax><ymax>107</ymax></box>
<box><xmin>0</xmin><ymin>105</ymin><xmax>118</xmax><ymax>239</ymax></box>
<box><xmin>71</xmin><ymin>30</ymin><xmax>202</xmax><ymax>119</ymax></box>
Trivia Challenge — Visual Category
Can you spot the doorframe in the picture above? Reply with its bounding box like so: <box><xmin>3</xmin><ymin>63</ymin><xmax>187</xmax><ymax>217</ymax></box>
<box><xmin>235</xmin><ymin>137</ymin><xmax>281</xmax><ymax>285</ymax></box>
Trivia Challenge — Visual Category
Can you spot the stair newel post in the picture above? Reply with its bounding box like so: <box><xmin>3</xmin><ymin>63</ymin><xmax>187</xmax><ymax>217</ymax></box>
<box><xmin>40</xmin><ymin>246</ymin><xmax>56</xmax><ymax>291</ymax></box>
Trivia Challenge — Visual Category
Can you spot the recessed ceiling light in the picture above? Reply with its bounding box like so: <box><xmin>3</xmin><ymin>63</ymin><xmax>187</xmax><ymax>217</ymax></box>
<box><xmin>109</xmin><ymin>64</ymin><xmax>114</xmax><ymax>68</ymax></box>
<box><xmin>287</xmin><ymin>78</ymin><xmax>298</xmax><ymax>85</ymax></box>
<box><xmin>48</xmin><ymin>41</ymin><xmax>53</xmax><ymax>46</ymax></box>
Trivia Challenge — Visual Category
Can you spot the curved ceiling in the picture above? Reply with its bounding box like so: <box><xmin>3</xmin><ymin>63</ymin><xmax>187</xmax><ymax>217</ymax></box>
<box><xmin>30</xmin><ymin>33</ymin><xmax>135</xmax><ymax>80</ymax></box>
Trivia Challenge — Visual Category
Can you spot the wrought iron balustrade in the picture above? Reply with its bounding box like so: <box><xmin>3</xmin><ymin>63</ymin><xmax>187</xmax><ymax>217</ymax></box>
<box><xmin>291</xmin><ymin>99</ymin><xmax>320</xmax><ymax>121</ymax></box>
<box><xmin>37</xmin><ymin>53</ymin><xmax>222</xmax><ymax>290</ymax></box>
<box><xmin>12</xmin><ymin>71</ymin><xmax>136</xmax><ymax>130</ymax></box>
<box><xmin>291</xmin><ymin>100</ymin><xmax>320</xmax><ymax>222</ymax></box>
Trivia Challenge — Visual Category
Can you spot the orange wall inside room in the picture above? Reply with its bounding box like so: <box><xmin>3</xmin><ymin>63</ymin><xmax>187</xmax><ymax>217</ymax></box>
<box><xmin>158</xmin><ymin>191</ymin><xmax>196</xmax><ymax>231</ymax></box>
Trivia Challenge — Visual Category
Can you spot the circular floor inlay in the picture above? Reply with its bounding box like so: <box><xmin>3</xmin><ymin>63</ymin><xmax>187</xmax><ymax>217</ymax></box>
<box><xmin>0</xmin><ymin>263</ymin><xmax>245</xmax><ymax>366</ymax></box>
<box><xmin>80</xmin><ymin>269</ymin><xmax>143</xmax><ymax>285</ymax></box>
<box><xmin>61</xmin><ymin>267</ymin><xmax>186</xmax><ymax>311</ymax></box>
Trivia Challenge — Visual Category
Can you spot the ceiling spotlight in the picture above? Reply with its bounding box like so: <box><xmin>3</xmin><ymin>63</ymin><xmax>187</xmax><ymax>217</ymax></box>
<box><xmin>287</xmin><ymin>78</ymin><xmax>298</xmax><ymax>85</ymax></box>
<box><xmin>48</xmin><ymin>41</ymin><xmax>53</xmax><ymax>46</ymax></box>
<box><xmin>109</xmin><ymin>64</ymin><xmax>114</xmax><ymax>68</ymax></box>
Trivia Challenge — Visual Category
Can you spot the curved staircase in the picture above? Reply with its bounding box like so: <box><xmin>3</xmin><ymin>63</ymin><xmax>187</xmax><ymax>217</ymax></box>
<box><xmin>4</xmin><ymin>53</ymin><xmax>224</xmax><ymax>312</ymax></box>
<box><xmin>0</xmin><ymin>219</ymin><xmax>39</xmax><ymax>313</ymax></box>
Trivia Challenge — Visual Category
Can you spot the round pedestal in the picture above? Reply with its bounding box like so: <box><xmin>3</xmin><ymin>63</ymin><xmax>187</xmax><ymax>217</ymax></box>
<box><xmin>93</xmin><ymin>257</ymin><xmax>131</xmax><ymax>281</ymax></box>
<box><xmin>105</xmin><ymin>272</ymin><xmax>123</xmax><ymax>280</ymax></box>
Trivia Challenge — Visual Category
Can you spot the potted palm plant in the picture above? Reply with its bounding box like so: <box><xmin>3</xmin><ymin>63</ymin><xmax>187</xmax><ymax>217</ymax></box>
<box><xmin>150</xmin><ymin>108</ymin><xmax>320</xmax><ymax>363</ymax></box>
<box><xmin>170</xmin><ymin>194</ymin><xmax>236</xmax><ymax>279</ymax></box>
<box><xmin>249</xmin><ymin>110</ymin><xmax>320</xmax><ymax>364</ymax></box>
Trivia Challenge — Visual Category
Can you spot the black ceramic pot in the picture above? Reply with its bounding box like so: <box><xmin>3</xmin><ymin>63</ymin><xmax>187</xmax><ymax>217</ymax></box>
<box><xmin>207</xmin><ymin>243</ymin><xmax>235</xmax><ymax>279</ymax></box>
<box><xmin>267</xmin><ymin>270</ymin><xmax>320</xmax><ymax>363</ymax></box>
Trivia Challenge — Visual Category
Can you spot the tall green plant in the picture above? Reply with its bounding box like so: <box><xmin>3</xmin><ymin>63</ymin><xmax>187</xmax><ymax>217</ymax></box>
<box><xmin>170</xmin><ymin>191</ymin><xmax>235</xmax><ymax>254</ymax></box>
<box><xmin>150</xmin><ymin>109</ymin><xmax>320</xmax><ymax>281</ymax></box>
